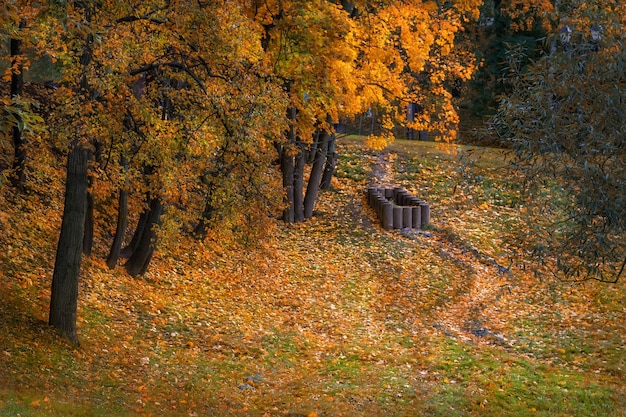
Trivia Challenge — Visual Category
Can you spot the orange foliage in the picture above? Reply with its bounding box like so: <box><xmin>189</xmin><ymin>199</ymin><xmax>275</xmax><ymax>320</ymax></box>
<box><xmin>500</xmin><ymin>0</ymin><xmax>555</xmax><ymax>32</ymax></box>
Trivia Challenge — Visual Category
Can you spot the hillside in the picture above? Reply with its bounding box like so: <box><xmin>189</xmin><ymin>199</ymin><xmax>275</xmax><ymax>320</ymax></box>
<box><xmin>1</xmin><ymin>137</ymin><xmax>625</xmax><ymax>416</ymax></box>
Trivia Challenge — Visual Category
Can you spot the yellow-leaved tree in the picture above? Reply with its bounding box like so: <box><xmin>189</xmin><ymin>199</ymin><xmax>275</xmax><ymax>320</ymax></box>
<box><xmin>16</xmin><ymin>0</ymin><xmax>482</xmax><ymax>343</ymax></box>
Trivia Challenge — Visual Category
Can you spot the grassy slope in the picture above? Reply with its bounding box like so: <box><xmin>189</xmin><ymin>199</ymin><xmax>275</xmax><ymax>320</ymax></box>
<box><xmin>1</xmin><ymin>137</ymin><xmax>625</xmax><ymax>416</ymax></box>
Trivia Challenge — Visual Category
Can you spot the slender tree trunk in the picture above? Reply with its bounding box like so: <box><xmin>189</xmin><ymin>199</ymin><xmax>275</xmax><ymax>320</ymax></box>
<box><xmin>121</xmin><ymin>165</ymin><xmax>154</xmax><ymax>257</ymax></box>
<box><xmin>106</xmin><ymin>188</ymin><xmax>128</xmax><ymax>268</ymax></box>
<box><xmin>49</xmin><ymin>1</ymin><xmax>95</xmax><ymax>345</ymax></box>
<box><xmin>83</xmin><ymin>171</ymin><xmax>95</xmax><ymax>255</ymax></box>
<box><xmin>125</xmin><ymin>197</ymin><xmax>163</xmax><ymax>277</ymax></box>
<box><xmin>293</xmin><ymin>142</ymin><xmax>305</xmax><ymax>222</ymax></box>
<box><xmin>320</xmin><ymin>133</ymin><xmax>337</xmax><ymax>190</ymax></box>
<box><xmin>306</xmin><ymin>132</ymin><xmax>320</xmax><ymax>165</ymax></box>
<box><xmin>120</xmin><ymin>203</ymin><xmax>148</xmax><ymax>258</ymax></box>
<box><xmin>49</xmin><ymin>143</ymin><xmax>89</xmax><ymax>345</ymax></box>
<box><xmin>193</xmin><ymin>182</ymin><xmax>216</xmax><ymax>238</ymax></box>
<box><xmin>281</xmin><ymin>147</ymin><xmax>295</xmax><ymax>223</ymax></box>
<box><xmin>83</xmin><ymin>141</ymin><xmax>102</xmax><ymax>256</ymax></box>
<box><xmin>358</xmin><ymin>113</ymin><xmax>363</xmax><ymax>136</ymax></box>
<box><xmin>106</xmin><ymin>155</ymin><xmax>129</xmax><ymax>269</ymax></box>
<box><xmin>9</xmin><ymin>21</ymin><xmax>26</xmax><ymax>191</ymax></box>
<box><xmin>280</xmin><ymin>106</ymin><xmax>298</xmax><ymax>223</ymax></box>
<box><xmin>304</xmin><ymin>130</ymin><xmax>330</xmax><ymax>218</ymax></box>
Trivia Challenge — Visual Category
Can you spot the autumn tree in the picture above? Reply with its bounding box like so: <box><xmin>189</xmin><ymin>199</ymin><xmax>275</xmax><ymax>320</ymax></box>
<box><xmin>251</xmin><ymin>0</ymin><xmax>361</xmax><ymax>221</ymax></box>
<box><xmin>493</xmin><ymin>0</ymin><xmax>626</xmax><ymax>282</ymax></box>
<box><xmin>0</xmin><ymin>1</ymin><xmax>45</xmax><ymax>190</ymax></box>
<box><xmin>254</xmin><ymin>0</ymin><xmax>483</xmax><ymax>222</ymax></box>
<box><xmin>15</xmin><ymin>0</ymin><xmax>485</xmax><ymax>343</ymax></box>
<box><xmin>47</xmin><ymin>0</ymin><xmax>101</xmax><ymax>344</ymax></box>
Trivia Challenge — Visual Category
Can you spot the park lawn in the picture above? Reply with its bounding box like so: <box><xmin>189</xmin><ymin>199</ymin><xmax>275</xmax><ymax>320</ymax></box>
<box><xmin>1</xmin><ymin>137</ymin><xmax>625</xmax><ymax>416</ymax></box>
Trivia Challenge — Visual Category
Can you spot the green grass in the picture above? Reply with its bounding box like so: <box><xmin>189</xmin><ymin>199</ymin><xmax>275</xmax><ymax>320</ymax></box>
<box><xmin>1</xmin><ymin>135</ymin><xmax>625</xmax><ymax>416</ymax></box>
<box><xmin>334</xmin><ymin>144</ymin><xmax>371</xmax><ymax>183</ymax></box>
<box><xmin>423</xmin><ymin>338</ymin><xmax>619</xmax><ymax>417</ymax></box>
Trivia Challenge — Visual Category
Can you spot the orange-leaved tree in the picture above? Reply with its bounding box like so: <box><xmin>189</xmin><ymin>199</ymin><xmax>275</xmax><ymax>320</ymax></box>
<box><xmin>45</xmin><ymin>0</ymin><xmax>105</xmax><ymax>345</ymax></box>
<box><xmin>250</xmin><ymin>0</ymin><xmax>484</xmax><ymax>222</ymax></box>
<box><xmin>349</xmin><ymin>0</ymin><xmax>482</xmax><ymax>146</ymax></box>
<box><xmin>249</xmin><ymin>0</ymin><xmax>361</xmax><ymax>222</ymax></box>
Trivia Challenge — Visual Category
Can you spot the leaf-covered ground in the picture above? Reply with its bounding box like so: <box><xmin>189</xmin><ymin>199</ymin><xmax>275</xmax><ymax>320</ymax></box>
<box><xmin>1</xmin><ymin>137</ymin><xmax>625</xmax><ymax>416</ymax></box>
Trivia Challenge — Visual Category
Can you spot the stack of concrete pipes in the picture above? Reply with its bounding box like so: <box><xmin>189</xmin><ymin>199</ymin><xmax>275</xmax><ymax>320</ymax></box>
<box><xmin>366</xmin><ymin>187</ymin><xmax>430</xmax><ymax>230</ymax></box>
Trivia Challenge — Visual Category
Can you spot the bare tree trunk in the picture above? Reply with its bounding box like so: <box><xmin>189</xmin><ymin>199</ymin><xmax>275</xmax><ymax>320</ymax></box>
<box><xmin>120</xmin><ymin>202</ymin><xmax>148</xmax><ymax>258</ymax></box>
<box><xmin>293</xmin><ymin>142</ymin><xmax>305</xmax><ymax>222</ymax></box>
<box><xmin>121</xmin><ymin>165</ymin><xmax>154</xmax><ymax>257</ymax></box>
<box><xmin>304</xmin><ymin>130</ymin><xmax>330</xmax><ymax>218</ymax></box>
<box><xmin>281</xmin><ymin>147</ymin><xmax>295</xmax><ymax>223</ymax></box>
<box><xmin>9</xmin><ymin>21</ymin><xmax>26</xmax><ymax>191</ymax></box>
<box><xmin>106</xmin><ymin>155</ymin><xmax>129</xmax><ymax>269</ymax></box>
<box><xmin>49</xmin><ymin>143</ymin><xmax>89</xmax><ymax>345</ymax></box>
<box><xmin>193</xmin><ymin>182</ymin><xmax>216</xmax><ymax>238</ymax></box>
<box><xmin>280</xmin><ymin>106</ymin><xmax>298</xmax><ymax>223</ymax></box>
<box><xmin>320</xmin><ymin>133</ymin><xmax>337</xmax><ymax>190</ymax></box>
<box><xmin>106</xmin><ymin>188</ymin><xmax>128</xmax><ymax>269</ymax></box>
<box><xmin>83</xmin><ymin>140</ymin><xmax>103</xmax><ymax>256</ymax></box>
<box><xmin>49</xmin><ymin>1</ymin><xmax>95</xmax><ymax>345</ymax></box>
<box><xmin>125</xmin><ymin>197</ymin><xmax>163</xmax><ymax>277</ymax></box>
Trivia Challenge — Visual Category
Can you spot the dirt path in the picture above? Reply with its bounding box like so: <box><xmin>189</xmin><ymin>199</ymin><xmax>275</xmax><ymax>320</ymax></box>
<box><xmin>363</xmin><ymin>148</ymin><xmax>514</xmax><ymax>344</ymax></box>
<box><xmin>368</xmin><ymin>152</ymin><xmax>397</xmax><ymax>187</ymax></box>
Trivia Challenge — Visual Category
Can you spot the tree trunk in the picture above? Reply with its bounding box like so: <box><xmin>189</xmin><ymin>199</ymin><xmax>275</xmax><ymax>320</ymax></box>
<box><xmin>121</xmin><ymin>165</ymin><xmax>154</xmax><ymax>257</ymax></box>
<box><xmin>120</xmin><ymin>204</ymin><xmax>148</xmax><ymax>258</ymax></box>
<box><xmin>49</xmin><ymin>143</ymin><xmax>89</xmax><ymax>345</ymax></box>
<box><xmin>49</xmin><ymin>1</ymin><xmax>95</xmax><ymax>345</ymax></box>
<box><xmin>306</xmin><ymin>132</ymin><xmax>320</xmax><ymax>165</ymax></box>
<box><xmin>281</xmin><ymin>147</ymin><xmax>295</xmax><ymax>223</ymax></box>
<box><xmin>125</xmin><ymin>197</ymin><xmax>163</xmax><ymax>277</ymax></box>
<box><xmin>304</xmin><ymin>130</ymin><xmax>330</xmax><ymax>218</ymax></box>
<box><xmin>320</xmin><ymin>133</ymin><xmax>337</xmax><ymax>190</ymax></box>
<box><xmin>193</xmin><ymin>183</ymin><xmax>216</xmax><ymax>238</ymax></box>
<box><xmin>280</xmin><ymin>106</ymin><xmax>298</xmax><ymax>223</ymax></box>
<box><xmin>83</xmin><ymin>141</ymin><xmax>102</xmax><ymax>256</ymax></box>
<box><xmin>9</xmin><ymin>22</ymin><xmax>26</xmax><ymax>191</ymax></box>
<box><xmin>106</xmin><ymin>156</ymin><xmax>129</xmax><ymax>269</ymax></box>
<box><xmin>105</xmin><ymin>188</ymin><xmax>128</xmax><ymax>269</ymax></box>
<box><xmin>83</xmin><ymin>175</ymin><xmax>95</xmax><ymax>256</ymax></box>
<box><xmin>293</xmin><ymin>142</ymin><xmax>305</xmax><ymax>222</ymax></box>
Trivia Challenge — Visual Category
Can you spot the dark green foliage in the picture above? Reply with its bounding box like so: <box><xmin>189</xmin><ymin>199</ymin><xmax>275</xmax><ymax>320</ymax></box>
<box><xmin>492</xmin><ymin>22</ymin><xmax>626</xmax><ymax>282</ymax></box>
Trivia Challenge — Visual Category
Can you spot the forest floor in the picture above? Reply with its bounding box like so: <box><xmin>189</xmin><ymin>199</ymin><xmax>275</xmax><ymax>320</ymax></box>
<box><xmin>1</xmin><ymin>136</ymin><xmax>625</xmax><ymax>416</ymax></box>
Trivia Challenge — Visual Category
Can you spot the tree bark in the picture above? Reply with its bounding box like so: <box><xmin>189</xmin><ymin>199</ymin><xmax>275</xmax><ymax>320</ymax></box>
<box><xmin>280</xmin><ymin>106</ymin><xmax>298</xmax><ymax>223</ymax></box>
<box><xmin>193</xmin><ymin>182</ymin><xmax>216</xmax><ymax>238</ymax></box>
<box><xmin>83</xmin><ymin>140</ymin><xmax>102</xmax><ymax>256</ymax></box>
<box><xmin>280</xmin><ymin>147</ymin><xmax>295</xmax><ymax>223</ymax></box>
<box><xmin>9</xmin><ymin>21</ymin><xmax>26</xmax><ymax>191</ymax></box>
<box><xmin>106</xmin><ymin>156</ymin><xmax>129</xmax><ymax>269</ymax></box>
<box><xmin>121</xmin><ymin>165</ymin><xmax>155</xmax><ymax>257</ymax></box>
<box><xmin>49</xmin><ymin>143</ymin><xmax>89</xmax><ymax>345</ymax></box>
<box><xmin>320</xmin><ymin>133</ymin><xmax>337</xmax><ymax>190</ymax></box>
<box><xmin>105</xmin><ymin>188</ymin><xmax>128</xmax><ymax>269</ymax></box>
<box><xmin>120</xmin><ymin>203</ymin><xmax>148</xmax><ymax>258</ymax></box>
<box><xmin>304</xmin><ymin>130</ymin><xmax>330</xmax><ymax>218</ymax></box>
<box><xmin>125</xmin><ymin>197</ymin><xmax>163</xmax><ymax>277</ymax></box>
<box><xmin>49</xmin><ymin>0</ymin><xmax>95</xmax><ymax>345</ymax></box>
<box><xmin>293</xmin><ymin>142</ymin><xmax>305</xmax><ymax>222</ymax></box>
<box><xmin>83</xmin><ymin>175</ymin><xmax>95</xmax><ymax>256</ymax></box>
